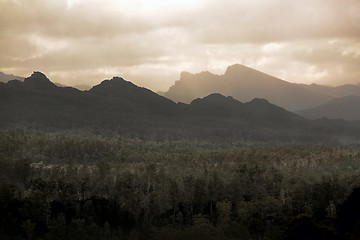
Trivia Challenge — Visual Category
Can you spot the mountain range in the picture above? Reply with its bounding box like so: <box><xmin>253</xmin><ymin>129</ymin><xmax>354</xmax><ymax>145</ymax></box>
<box><xmin>2</xmin><ymin>65</ymin><xmax>360</xmax><ymax>121</ymax></box>
<box><xmin>0</xmin><ymin>71</ymin><xmax>91</xmax><ymax>90</ymax></box>
<box><xmin>296</xmin><ymin>95</ymin><xmax>360</xmax><ymax>121</ymax></box>
<box><xmin>0</xmin><ymin>72</ymin><xmax>299</xmax><ymax>128</ymax></box>
<box><xmin>162</xmin><ymin>64</ymin><xmax>360</xmax><ymax>114</ymax></box>
<box><xmin>0</xmin><ymin>72</ymin><xmax>24</xmax><ymax>82</ymax></box>
<box><xmin>1</xmin><ymin>71</ymin><xmax>360</xmax><ymax>142</ymax></box>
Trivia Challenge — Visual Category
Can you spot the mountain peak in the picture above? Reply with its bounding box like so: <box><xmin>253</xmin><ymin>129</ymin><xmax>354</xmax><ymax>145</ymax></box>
<box><xmin>101</xmin><ymin>76</ymin><xmax>134</xmax><ymax>87</ymax></box>
<box><xmin>180</xmin><ymin>71</ymin><xmax>194</xmax><ymax>80</ymax></box>
<box><xmin>248</xmin><ymin>98</ymin><xmax>270</xmax><ymax>104</ymax></box>
<box><xmin>191</xmin><ymin>93</ymin><xmax>240</xmax><ymax>105</ymax></box>
<box><xmin>30</xmin><ymin>71</ymin><xmax>47</xmax><ymax>79</ymax></box>
<box><xmin>24</xmin><ymin>71</ymin><xmax>56</xmax><ymax>87</ymax></box>
<box><xmin>224</xmin><ymin>64</ymin><xmax>254</xmax><ymax>76</ymax></box>
<box><xmin>180</xmin><ymin>71</ymin><xmax>216</xmax><ymax>81</ymax></box>
<box><xmin>89</xmin><ymin>76</ymin><xmax>138</xmax><ymax>94</ymax></box>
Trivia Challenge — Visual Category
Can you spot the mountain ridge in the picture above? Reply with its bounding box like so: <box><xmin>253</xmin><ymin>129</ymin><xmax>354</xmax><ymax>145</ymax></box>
<box><xmin>0</xmin><ymin>71</ymin><xmax>25</xmax><ymax>83</ymax></box>
<box><xmin>1</xmin><ymin>71</ymin><xmax>360</xmax><ymax>142</ymax></box>
<box><xmin>163</xmin><ymin>64</ymin><xmax>360</xmax><ymax>112</ymax></box>
<box><xmin>297</xmin><ymin>95</ymin><xmax>360</xmax><ymax>121</ymax></box>
<box><xmin>0</xmin><ymin>71</ymin><xmax>303</xmax><ymax>129</ymax></box>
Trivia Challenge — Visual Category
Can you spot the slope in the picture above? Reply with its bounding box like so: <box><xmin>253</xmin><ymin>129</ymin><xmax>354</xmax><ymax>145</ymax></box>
<box><xmin>297</xmin><ymin>95</ymin><xmax>360</xmax><ymax>121</ymax></box>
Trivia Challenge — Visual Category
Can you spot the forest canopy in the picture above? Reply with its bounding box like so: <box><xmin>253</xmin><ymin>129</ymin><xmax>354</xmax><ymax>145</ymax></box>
<box><xmin>1</xmin><ymin>129</ymin><xmax>360</xmax><ymax>239</ymax></box>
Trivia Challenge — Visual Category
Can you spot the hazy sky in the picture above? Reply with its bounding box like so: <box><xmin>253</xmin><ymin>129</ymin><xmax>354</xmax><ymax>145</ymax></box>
<box><xmin>1</xmin><ymin>0</ymin><xmax>359</xmax><ymax>91</ymax></box>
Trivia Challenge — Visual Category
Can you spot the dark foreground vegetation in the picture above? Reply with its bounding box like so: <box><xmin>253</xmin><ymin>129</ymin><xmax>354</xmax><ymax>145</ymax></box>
<box><xmin>1</xmin><ymin>129</ymin><xmax>360</xmax><ymax>239</ymax></box>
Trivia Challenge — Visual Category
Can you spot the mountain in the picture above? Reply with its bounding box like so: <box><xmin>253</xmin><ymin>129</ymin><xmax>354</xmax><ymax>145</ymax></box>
<box><xmin>0</xmin><ymin>72</ymin><xmax>299</xmax><ymax>129</ymax></box>
<box><xmin>299</xmin><ymin>83</ymin><xmax>360</xmax><ymax>98</ymax></box>
<box><xmin>0</xmin><ymin>72</ymin><xmax>91</xmax><ymax>128</ymax></box>
<box><xmin>187</xmin><ymin>93</ymin><xmax>246</xmax><ymax>118</ymax></box>
<box><xmin>88</xmin><ymin>76</ymin><xmax>176</xmax><ymax>114</ymax></box>
<box><xmin>184</xmin><ymin>93</ymin><xmax>303</xmax><ymax>127</ymax></box>
<box><xmin>0</xmin><ymin>72</ymin><xmax>24</xmax><ymax>82</ymax></box>
<box><xmin>0</xmin><ymin>71</ymin><xmax>303</xmax><ymax>129</ymax></box>
<box><xmin>2</xmin><ymin>71</ymin><xmax>360</xmax><ymax>142</ymax></box>
<box><xmin>0</xmin><ymin>72</ymin><xmax>180</xmax><ymax>129</ymax></box>
<box><xmin>163</xmin><ymin>64</ymin><xmax>336</xmax><ymax>111</ymax></box>
<box><xmin>86</xmin><ymin>76</ymin><xmax>179</xmax><ymax>128</ymax></box>
<box><xmin>297</xmin><ymin>95</ymin><xmax>360</xmax><ymax>121</ymax></box>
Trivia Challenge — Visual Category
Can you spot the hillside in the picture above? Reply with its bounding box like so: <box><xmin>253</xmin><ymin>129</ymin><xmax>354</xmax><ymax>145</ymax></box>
<box><xmin>297</xmin><ymin>95</ymin><xmax>360</xmax><ymax>121</ymax></box>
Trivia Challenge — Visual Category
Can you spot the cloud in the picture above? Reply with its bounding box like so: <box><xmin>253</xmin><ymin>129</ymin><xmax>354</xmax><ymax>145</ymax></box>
<box><xmin>0</xmin><ymin>0</ymin><xmax>359</xmax><ymax>91</ymax></box>
<box><xmin>187</xmin><ymin>0</ymin><xmax>360</xmax><ymax>43</ymax></box>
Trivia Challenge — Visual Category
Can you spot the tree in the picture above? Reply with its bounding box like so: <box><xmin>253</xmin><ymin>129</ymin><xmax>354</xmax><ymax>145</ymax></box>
<box><xmin>22</xmin><ymin>219</ymin><xmax>35</xmax><ymax>240</ymax></box>
<box><xmin>14</xmin><ymin>158</ymin><xmax>32</xmax><ymax>188</ymax></box>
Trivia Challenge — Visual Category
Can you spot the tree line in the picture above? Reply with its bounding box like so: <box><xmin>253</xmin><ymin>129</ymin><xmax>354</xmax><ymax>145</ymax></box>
<box><xmin>1</xmin><ymin>129</ymin><xmax>360</xmax><ymax>239</ymax></box>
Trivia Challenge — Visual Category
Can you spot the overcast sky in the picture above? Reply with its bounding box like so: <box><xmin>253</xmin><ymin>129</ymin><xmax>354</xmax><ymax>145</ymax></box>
<box><xmin>1</xmin><ymin>0</ymin><xmax>359</xmax><ymax>91</ymax></box>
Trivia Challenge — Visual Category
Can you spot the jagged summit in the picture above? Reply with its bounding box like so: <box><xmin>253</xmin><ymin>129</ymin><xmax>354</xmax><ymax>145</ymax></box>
<box><xmin>179</xmin><ymin>71</ymin><xmax>217</xmax><ymax>81</ymax></box>
<box><xmin>96</xmin><ymin>76</ymin><xmax>134</xmax><ymax>86</ymax></box>
<box><xmin>179</xmin><ymin>71</ymin><xmax>194</xmax><ymax>79</ymax></box>
<box><xmin>224</xmin><ymin>64</ymin><xmax>255</xmax><ymax>76</ymax></box>
<box><xmin>89</xmin><ymin>76</ymin><xmax>138</xmax><ymax>94</ymax></box>
<box><xmin>23</xmin><ymin>71</ymin><xmax>56</xmax><ymax>87</ymax></box>
<box><xmin>30</xmin><ymin>71</ymin><xmax>47</xmax><ymax>79</ymax></box>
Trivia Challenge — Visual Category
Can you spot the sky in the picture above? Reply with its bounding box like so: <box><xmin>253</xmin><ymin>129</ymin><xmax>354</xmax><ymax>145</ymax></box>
<box><xmin>0</xmin><ymin>0</ymin><xmax>359</xmax><ymax>91</ymax></box>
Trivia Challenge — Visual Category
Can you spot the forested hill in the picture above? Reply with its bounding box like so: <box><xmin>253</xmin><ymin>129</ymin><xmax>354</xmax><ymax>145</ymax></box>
<box><xmin>1</xmin><ymin>72</ymin><xmax>360</xmax><ymax>142</ymax></box>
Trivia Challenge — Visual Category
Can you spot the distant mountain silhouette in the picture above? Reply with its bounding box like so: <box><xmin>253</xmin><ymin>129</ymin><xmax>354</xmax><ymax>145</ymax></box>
<box><xmin>185</xmin><ymin>93</ymin><xmax>303</xmax><ymax>127</ymax></box>
<box><xmin>188</xmin><ymin>93</ymin><xmax>245</xmax><ymax>117</ymax></box>
<box><xmin>23</xmin><ymin>71</ymin><xmax>57</xmax><ymax>88</ymax></box>
<box><xmin>0</xmin><ymin>73</ymin><xmax>179</xmax><ymax>129</ymax></box>
<box><xmin>297</xmin><ymin>95</ymin><xmax>360</xmax><ymax>121</ymax></box>
<box><xmin>2</xmin><ymin>71</ymin><xmax>360</xmax><ymax>142</ymax></box>
<box><xmin>0</xmin><ymin>71</ymin><xmax>302</xmax><ymax>128</ymax></box>
<box><xmin>0</xmin><ymin>72</ymin><xmax>91</xmax><ymax>128</ymax></box>
<box><xmin>299</xmin><ymin>83</ymin><xmax>360</xmax><ymax>98</ymax></box>
<box><xmin>163</xmin><ymin>64</ymin><xmax>355</xmax><ymax>111</ymax></box>
<box><xmin>87</xmin><ymin>77</ymin><xmax>179</xmax><ymax>127</ymax></box>
<box><xmin>88</xmin><ymin>77</ymin><xmax>176</xmax><ymax>114</ymax></box>
<box><xmin>0</xmin><ymin>71</ymin><xmax>24</xmax><ymax>82</ymax></box>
